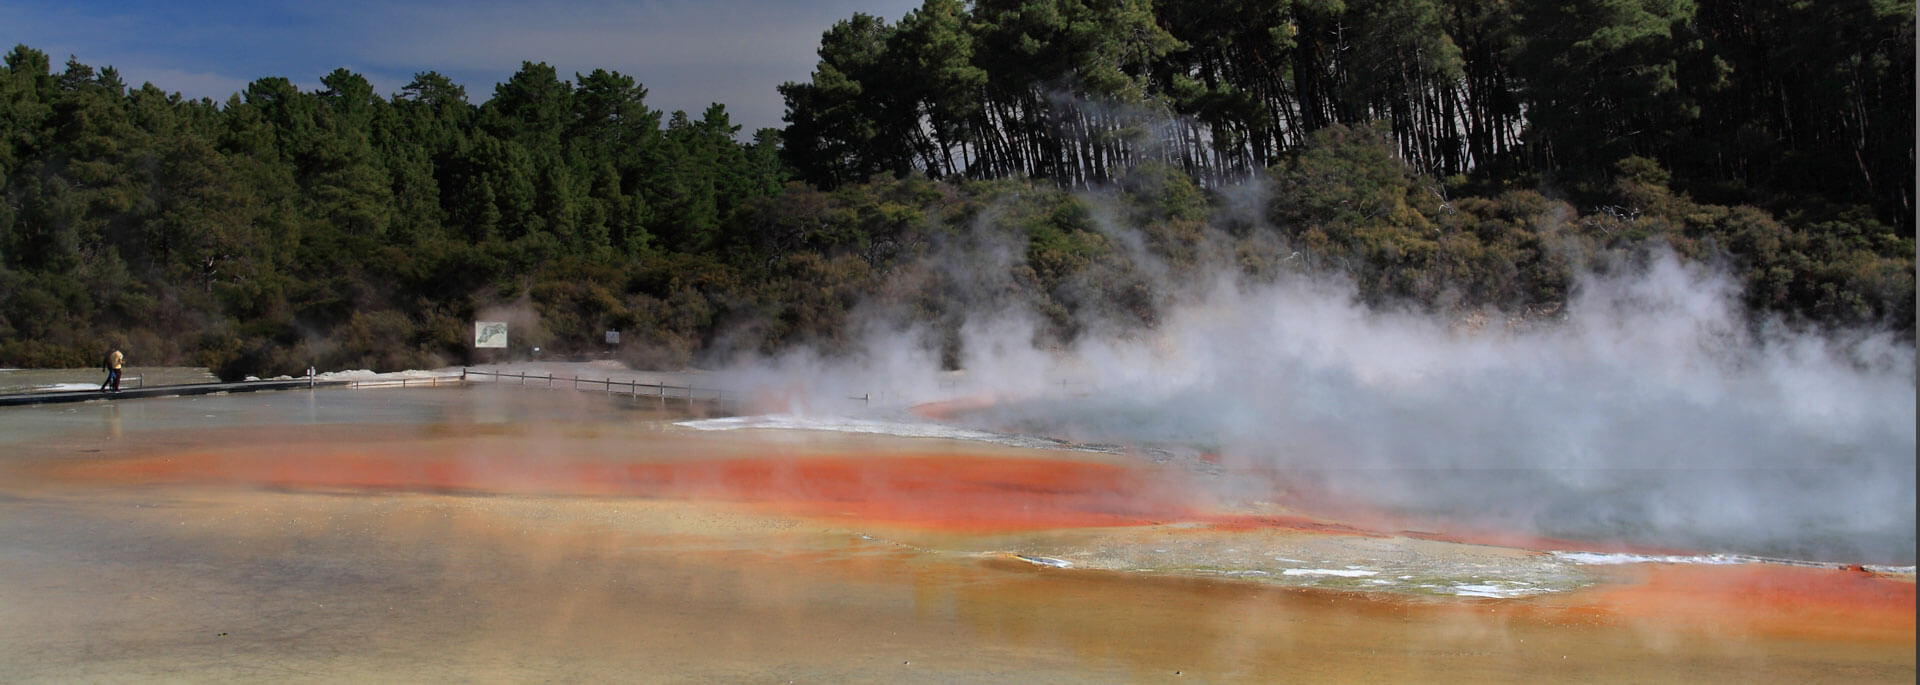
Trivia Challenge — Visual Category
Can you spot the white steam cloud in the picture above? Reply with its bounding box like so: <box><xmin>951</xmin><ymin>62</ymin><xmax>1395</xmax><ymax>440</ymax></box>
<box><xmin>713</xmin><ymin>196</ymin><xmax>1916</xmax><ymax>565</ymax></box>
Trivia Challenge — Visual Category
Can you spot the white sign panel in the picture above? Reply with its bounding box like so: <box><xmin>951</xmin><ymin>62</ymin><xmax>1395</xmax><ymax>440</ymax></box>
<box><xmin>474</xmin><ymin>321</ymin><xmax>508</xmax><ymax>348</ymax></box>
<box><xmin>605</xmin><ymin>330</ymin><xmax>620</xmax><ymax>345</ymax></box>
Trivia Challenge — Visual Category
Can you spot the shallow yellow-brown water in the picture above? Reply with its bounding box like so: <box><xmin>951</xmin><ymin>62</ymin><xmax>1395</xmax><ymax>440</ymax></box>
<box><xmin>1</xmin><ymin>387</ymin><xmax>1911</xmax><ymax>682</ymax></box>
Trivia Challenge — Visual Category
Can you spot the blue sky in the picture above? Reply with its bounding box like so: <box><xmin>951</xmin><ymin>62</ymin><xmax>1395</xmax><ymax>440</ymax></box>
<box><xmin>1</xmin><ymin>0</ymin><xmax>923</xmax><ymax>132</ymax></box>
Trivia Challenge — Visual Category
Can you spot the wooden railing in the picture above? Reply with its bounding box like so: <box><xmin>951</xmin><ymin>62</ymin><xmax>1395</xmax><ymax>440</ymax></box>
<box><xmin>459</xmin><ymin>368</ymin><xmax>733</xmax><ymax>402</ymax></box>
<box><xmin>342</xmin><ymin>375</ymin><xmax>463</xmax><ymax>389</ymax></box>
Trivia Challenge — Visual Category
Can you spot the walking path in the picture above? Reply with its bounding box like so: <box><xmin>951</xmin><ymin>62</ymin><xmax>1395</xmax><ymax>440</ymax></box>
<box><xmin>0</xmin><ymin>379</ymin><xmax>350</xmax><ymax>407</ymax></box>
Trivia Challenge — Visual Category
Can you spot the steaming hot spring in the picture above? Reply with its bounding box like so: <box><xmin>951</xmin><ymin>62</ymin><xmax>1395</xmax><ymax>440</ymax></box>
<box><xmin>0</xmin><ymin>362</ymin><xmax>1909</xmax><ymax>681</ymax></box>
<box><xmin>3</xmin><ymin>257</ymin><xmax>1912</xmax><ymax>680</ymax></box>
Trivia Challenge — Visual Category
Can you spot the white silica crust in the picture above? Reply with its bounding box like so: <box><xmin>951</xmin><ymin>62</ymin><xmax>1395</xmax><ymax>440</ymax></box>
<box><xmin>674</xmin><ymin>414</ymin><xmax>1106</xmax><ymax>452</ymax></box>
<box><xmin>1281</xmin><ymin>568</ymin><xmax>1378</xmax><ymax>578</ymax></box>
<box><xmin>1549</xmin><ymin>551</ymin><xmax>1749</xmax><ymax>565</ymax></box>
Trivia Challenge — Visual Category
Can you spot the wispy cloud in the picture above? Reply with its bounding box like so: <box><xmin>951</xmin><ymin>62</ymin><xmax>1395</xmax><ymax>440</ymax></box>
<box><xmin>340</xmin><ymin>0</ymin><xmax>877</xmax><ymax>127</ymax></box>
<box><xmin>119</xmin><ymin>67</ymin><xmax>255</xmax><ymax>103</ymax></box>
<box><xmin>3</xmin><ymin>0</ymin><xmax>922</xmax><ymax>131</ymax></box>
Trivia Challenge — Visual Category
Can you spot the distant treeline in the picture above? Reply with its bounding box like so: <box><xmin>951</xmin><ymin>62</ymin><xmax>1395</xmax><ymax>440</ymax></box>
<box><xmin>0</xmin><ymin>0</ymin><xmax>1913</xmax><ymax>379</ymax></box>
<box><xmin>0</xmin><ymin>44</ymin><xmax>785</xmax><ymax>374</ymax></box>
<box><xmin>782</xmin><ymin>0</ymin><xmax>1914</xmax><ymax>233</ymax></box>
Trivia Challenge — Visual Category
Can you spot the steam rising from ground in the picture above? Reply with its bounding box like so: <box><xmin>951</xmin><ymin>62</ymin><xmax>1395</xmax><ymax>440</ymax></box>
<box><xmin>715</xmin><ymin>209</ymin><xmax>1916</xmax><ymax>564</ymax></box>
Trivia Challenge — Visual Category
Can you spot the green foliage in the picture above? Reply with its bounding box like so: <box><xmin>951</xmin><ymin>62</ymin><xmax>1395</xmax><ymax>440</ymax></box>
<box><xmin>0</xmin><ymin>25</ymin><xmax>1910</xmax><ymax>379</ymax></box>
<box><xmin>0</xmin><ymin>46</ymin><xmax>786</xmax><ymax>377</ymax></box>
<box><xmin>1271</xmin><ymin>123</ymin><xmax>1430</xmax><ymax>233</ymax></box>
<box><xmin>1509</xmin><ymin>0</ymin><xmax>1718</xmax><ymax>172</ymax></box>
<box><xmin>774</xmin><ymin>0</ymin><xmax>1909</xmax><ymax>235</ymax></box>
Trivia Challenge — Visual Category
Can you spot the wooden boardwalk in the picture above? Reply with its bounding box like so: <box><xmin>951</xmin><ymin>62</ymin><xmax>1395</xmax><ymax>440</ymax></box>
<box><xmin>0</xmin><ymin>379</ymin><xmax>352</xmax><ymax>407</ymax></box>
<box><xmin>0</xmin><ymin>369</ymin><xmax>739</xmax><ymax>408</ymax></box>
<box><xmin>0</xmin><ymin>368</ymin><xmax>781</xmax><ymax>409</ymax></box>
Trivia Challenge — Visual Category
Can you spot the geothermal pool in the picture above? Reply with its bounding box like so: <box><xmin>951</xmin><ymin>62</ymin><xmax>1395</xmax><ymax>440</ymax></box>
<box><xmin>0</xmin><ymin>385</ymin><xmax>1911</xmax><ymax>682</ymax></box>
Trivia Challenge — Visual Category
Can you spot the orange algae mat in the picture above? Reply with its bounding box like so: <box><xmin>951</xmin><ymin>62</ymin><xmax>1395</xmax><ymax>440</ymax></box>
<box><xmin>48</xmin><ymin>441</ymin><xmax>1434</xmax><ymax>536</ymax></box>
<box><xmin>1547</xmin><ymin>562</ymin><xmax>1916</xmax><ymax>644</ymax></box>
<box><xmin>40</xmin><ymin>438</ymin><xmax>1917</xmax><ymax>652</ymax></box>
<box><xmin>47</xmin><ymin>445</ymin><xmax>1213</xmax><ymax>532</ymax></box>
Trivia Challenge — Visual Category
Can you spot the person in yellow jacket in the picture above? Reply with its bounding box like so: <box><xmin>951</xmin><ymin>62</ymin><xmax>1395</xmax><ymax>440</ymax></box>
<box><xmin>101</xmin><ymin>347</ymin><xmax>124</xmax><ymax>392</ymax></box>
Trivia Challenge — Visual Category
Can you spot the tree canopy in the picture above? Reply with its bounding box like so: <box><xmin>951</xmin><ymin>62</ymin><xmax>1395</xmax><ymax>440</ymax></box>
<box><xmin>781</xmin><ymin>0</ymin><xmax>1914</xmax><ymax>234</ymax></box>
<box><xmin>0</xmin><ymin>0</ymin><xmax>1912</xmax><ymax>377</ymax></box>
<box><xmin>0</xmin><ymin>51</ymin><xmax>785</xmax><ymax>373</ymax></box>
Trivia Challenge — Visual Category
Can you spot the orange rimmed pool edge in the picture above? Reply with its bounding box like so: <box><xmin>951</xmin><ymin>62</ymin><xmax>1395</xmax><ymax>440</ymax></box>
<box><xmin>1536</xmin><ymin>562</ymin><xmax>1917</xmax><ymax>645</ymax></box>
<box><xmin>42</xmin><ymin>445</ymin><xmax>1223</xmax><ymax>533</ymax></box>
<box><xmin>29</xmin><ymin>432</ymin><xmax>1917</xmax><ymax>659</ymax></box>
<box><xmin>38</xmin><ymin>439</ymin><xmax>1470</xmax><ymax>537</ymax></box>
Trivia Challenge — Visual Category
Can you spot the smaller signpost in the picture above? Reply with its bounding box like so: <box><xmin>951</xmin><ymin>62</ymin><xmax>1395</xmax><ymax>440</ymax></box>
<box><xmin>475</xmin><ymin>321</ymin><xmax>508</xmax><ymax>351</ymax></box>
